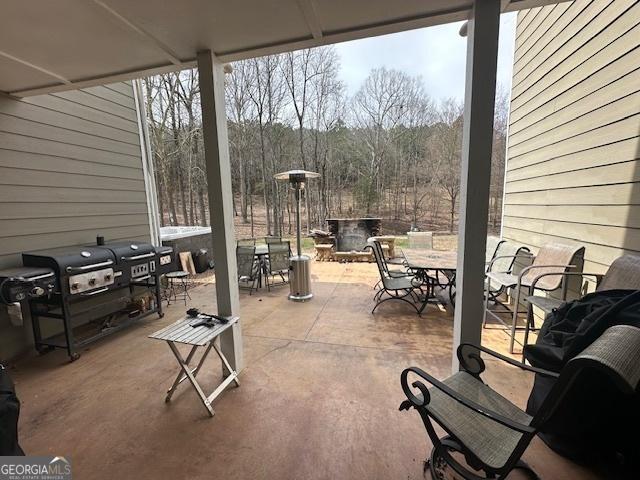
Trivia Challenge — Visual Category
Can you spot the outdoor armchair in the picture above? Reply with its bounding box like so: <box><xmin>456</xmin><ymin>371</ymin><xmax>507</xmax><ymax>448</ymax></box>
<box><xmin>484</xmin><ymin>243</ymin><xmax>585</xmax><ymax>353</ymax></box>
<box><xmin>367</xmin><ymin>238</ymin><xmax>412</xmax><ymax>291</ymax></box>
<box><xmin>522</xmin><ymin>254</ymin><xmax>640</xmax><ymax>357</ymax></box>
<box><xmin>236</xmin><ymin>245</ymin><xmax>260</xmax><ymax>294</ymax></box>
<box><xmin>367</xmin><ymin>241</ymin><xmax>426</xmax><ymax>315</ymax></box>
<box><xmin>484</xmin><ymin>241</ymin><xmax>532</xmax><ymax>302</ymax></box>
<box><xmin>400</xmin><ymin>324</ymin><xmax>640</xmax><ymax>480</ymax></box>
<box><xmin>265</xmin><ymin>240</ymin><xmax>291</xmax><ymax>291</ymax></box>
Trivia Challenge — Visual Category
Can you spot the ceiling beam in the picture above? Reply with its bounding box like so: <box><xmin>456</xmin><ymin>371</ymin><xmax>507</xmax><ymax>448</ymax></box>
<box><xmin>0</xmin><ymin>49</ymin><xmax>71</xmax><ymax>85</ymax></box>
<box><xmin>90</xmin><ymin>0</ymin><xmax>183</xmax><ymax>65</ymax></box>
<box><xmin>10</xmin><ymin>61</ymin><xmax>194</xmax><ymax>97</ymax></box>
<box><xmin>296</xmin><ymin>0</ymin><xmax>323</xmax><ymax>39</ymax></box>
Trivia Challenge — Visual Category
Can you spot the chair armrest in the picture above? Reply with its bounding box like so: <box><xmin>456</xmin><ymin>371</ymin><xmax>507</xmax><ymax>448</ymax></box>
<box><xmin>517</xmin><ymin>264</ymin><xmax>575</xmax><ymax>283</ymax></box>
<box><xmin>401</xmin><ymin>367</ymin><xmax>535</xmax><ymax>434</ymax></box>
<box><xmin>457</xmin><ymin>343</ymin><xmax>560</xmax><ymax>379</ymax></box>
<box><xmin>537</xmin><ymin>271</ymin><xmax>604</xmax><ymax>286</ymax></box>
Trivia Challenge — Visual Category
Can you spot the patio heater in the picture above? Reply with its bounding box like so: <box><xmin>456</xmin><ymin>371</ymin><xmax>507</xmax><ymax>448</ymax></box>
<box><xmin>274</xmin><ymin>169</ymin><xmax>321</xmax><ymax>301</ymax></box>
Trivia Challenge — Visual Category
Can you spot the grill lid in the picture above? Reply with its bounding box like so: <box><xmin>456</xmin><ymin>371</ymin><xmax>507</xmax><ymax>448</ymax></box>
<box><xmin>97</xmin><ymin>241</ymin><xmax>156</xmax><ymax>264</ymax></box>
<box><xmin>23</xmin><ymin>246</ymin><xmax>116</xmax><ymax>274</ymax></box>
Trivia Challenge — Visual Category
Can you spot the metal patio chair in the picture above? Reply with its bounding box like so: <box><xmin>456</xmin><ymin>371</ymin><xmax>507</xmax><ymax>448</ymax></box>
<box><xmin>237</xmin><ymin>238</ymin><xmax>256</xmax><ymax>247</ymax></box>
<box><xmin>236</xmin><ymin>245</ymin><xmax>260</xmax><ymax>294</ymax></box>
<box><xmin>400</xmin><ymin>324</ymin><xmax>640</xmax><ymax>480</ymax></box>
<box><xmin>484</xmin><ymin>242</ymin><xmax>584</xmax><ymax>353</ymax></box>
<box><xmin>265</xmin><ymin>236</ymin><xmax>282</xmax><ymax>245</ymax></box>
<box><xmin>485</xmin><ymin>236</ymin><xmax>505</xmax><ymax>266</ymax></box>
<box><xmin>265</xmin><ymin>240</ymin><xmax>291</xmax><ymax>291</ymax></box>
<box><xmin>368</xmin><ymin>239</ymin><xmax>412</xmax><ymax>291</ymax></box>
<box><xmin>484</xmin><ymin>241</ymin><xmax>532</xmax><ymax>302</ymax></box>
<box><xmin>368</xmin><ymin>241</ymin><xmax>425</xmax><ymax>315</ymax></box>
<box><xmin>522</xmin><ymin>254</ymin><xmax>640</xmax><ymax>357</ymax></box>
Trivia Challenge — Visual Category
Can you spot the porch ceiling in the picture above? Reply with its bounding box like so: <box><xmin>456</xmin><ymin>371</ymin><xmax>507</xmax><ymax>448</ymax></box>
<box><xmin>2</xmin><ymin>0</ymin><xmax>564</xmax><ymax>97</ymax></box>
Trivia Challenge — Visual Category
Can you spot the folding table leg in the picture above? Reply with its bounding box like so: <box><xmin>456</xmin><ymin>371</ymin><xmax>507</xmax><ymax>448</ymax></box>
<box><xmin>166</xmin><ymin>341</ymin><xmax>214</xmax><ymax>417</ymax></box>
<box><xmin>205</xmin><ymin>342</ymin><xmax>240</xmax><ymax>404</ymax></box>
<box><xmin>213</xmin><ymin>341</ymin><xmax>240</xmax><ymax>388</ymax></box>
<box><xmin>165</xmin><ymin>344</ymin><xmax>199</xmax><ymax>402</ymax></box>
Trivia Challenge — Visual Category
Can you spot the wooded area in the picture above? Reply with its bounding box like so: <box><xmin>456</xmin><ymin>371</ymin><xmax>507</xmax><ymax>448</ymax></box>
<box><xmin>143</xmin><ymin>45</ymin><xmax>508</xmax><ymax>236</ymax></box>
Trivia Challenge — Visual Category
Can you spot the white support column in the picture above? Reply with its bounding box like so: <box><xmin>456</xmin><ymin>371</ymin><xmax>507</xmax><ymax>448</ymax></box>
<box><xmin>452</xmin><ymin>0</ymin><xmax>500</xmax><ymax>372</ymax></box>
<box><xmin>197</xmin><ymin>50</ymin><xmax>244</xmax><ymax>372</ymax></box>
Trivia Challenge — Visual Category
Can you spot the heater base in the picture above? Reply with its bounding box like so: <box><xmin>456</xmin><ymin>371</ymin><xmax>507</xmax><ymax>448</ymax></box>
<box><xmin>288</xmin><ymin>293</ymin><xmax>313</xmax><ymax>302</ymax></box>
<box><xmin>289</xmin><ymin>255</ymin><xmax>313</xmax><ymax>302</ymax></box>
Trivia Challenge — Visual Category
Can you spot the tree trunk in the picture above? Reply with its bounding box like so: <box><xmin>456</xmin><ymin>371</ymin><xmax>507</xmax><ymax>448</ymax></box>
<box><xmin>258</xmin><ymin>125</ymin><xmax>272</xmax><ymax>235</ymax></box>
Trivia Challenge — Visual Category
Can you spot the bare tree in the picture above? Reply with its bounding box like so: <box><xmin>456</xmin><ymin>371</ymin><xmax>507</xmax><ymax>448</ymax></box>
<box><xmin>433</xmin><ymin>98</ymin><xmax>464</xmax><ymax>232</ymax></box>
<box><xmin>142</xmin><ymin>49</ymin><xmax>508</xmax><ymax>239</ymax></box>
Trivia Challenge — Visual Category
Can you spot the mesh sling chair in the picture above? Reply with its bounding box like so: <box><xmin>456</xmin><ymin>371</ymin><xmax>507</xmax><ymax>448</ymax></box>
<box><xmin>368</xmin><ymin>238</ymin><xmax>413</xmax><ymax>291</ymax></box>
<box><xmin>367</xmin><ymin>241</ymin><xmax>426</xmax><ymax>315</ymax></box>
<box><xmin>400</xmin><ymin>324</ymin><xmax>640</xmax><ymax>480</ymax></box>
<box><xmin>265</xmin><ymin>236</ymin><xmax>282</xmax><ymax>244</ymax></box>
<box><xmin>484</xmin><ymin>243</ymin><xmax>584</xmax><ymax>353</ymax></box>
<box><xmin>265</xmin><ymin>240</ymin><xmax>291</xmax><ymax>290</ymax></box>
<box><xmin>484</xmin><ymin>241</ymin><xmax>532</xmax><ymax>303</ymax></box>
<box><xmin>236</xmin><ymin>245</ymin><xmax>260</xmax><ymax>294</ymax></box>
<box><xmin>522</xmin><ymin>254</ymin><xmax>640</xmax><ymax>358</ymax></box>
<box><xmin>237</xmin><ymin>238</ymin><xmax>256</xmax><ymax>246</ymax></box>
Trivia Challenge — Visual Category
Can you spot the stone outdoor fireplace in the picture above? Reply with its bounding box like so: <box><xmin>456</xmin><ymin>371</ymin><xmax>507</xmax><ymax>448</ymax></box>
<box><xmin>326</xmin><ymin>218</ymin><xmax>382</xmax><ymax>252</ymax></box>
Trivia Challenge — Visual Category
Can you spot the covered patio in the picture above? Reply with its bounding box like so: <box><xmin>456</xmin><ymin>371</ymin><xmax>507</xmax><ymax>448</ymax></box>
<box><xmin>9</xmin><ymin>260</ymin><xmax>599</xmax><ymax>479</ymax></box>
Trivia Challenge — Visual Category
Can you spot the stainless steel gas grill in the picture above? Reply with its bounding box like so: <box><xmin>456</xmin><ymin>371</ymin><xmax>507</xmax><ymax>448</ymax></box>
<box><xmin>22</xmin><ymin>240</ymin><xmax>171</xmax><ymax>361</ymax></box>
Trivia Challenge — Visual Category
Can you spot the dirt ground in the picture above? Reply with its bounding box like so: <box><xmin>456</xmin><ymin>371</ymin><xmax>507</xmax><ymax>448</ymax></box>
<box><xmin>163</xmin><ymin>195</ymin><xmax>500</xmax><ymax>242</ymax></box>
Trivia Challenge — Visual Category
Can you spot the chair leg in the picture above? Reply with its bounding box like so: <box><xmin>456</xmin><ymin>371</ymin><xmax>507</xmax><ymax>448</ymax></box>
<box><xmin>372</xmin><ymin>293</ymin><xmax>420</xmax><ymax>315</ymax></box>
<box><xmin>522</xmin><ymin>302</ymin><xmax>534</xmax><ymax>362</ymax></box>
<box><xmin>482</xmin><ymin>278</ymin><xmax>491</xmax><ymax>328</ymax></box>
<box><xmin>509</xmin><ymin>285</ymin><xmax>522</xmax><ymax>354</ymax></box>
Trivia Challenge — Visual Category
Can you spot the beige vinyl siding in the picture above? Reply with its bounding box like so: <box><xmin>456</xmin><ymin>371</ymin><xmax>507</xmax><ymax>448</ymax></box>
<box><xmin>0</xmin><ymin>81</ymin><xmax>150</xmax><ymax>360</ymax></box>
<box><xmin>503</xmin><ymin>0</ymin><xmax>640</xmax><ymax>281</ymax></box>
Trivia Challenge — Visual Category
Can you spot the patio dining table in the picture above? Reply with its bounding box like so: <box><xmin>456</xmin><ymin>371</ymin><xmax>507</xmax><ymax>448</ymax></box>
<box><xmin>402</xmin><ymin>249</ymin><xmax>458</xmax><ymax>305</ymax></box>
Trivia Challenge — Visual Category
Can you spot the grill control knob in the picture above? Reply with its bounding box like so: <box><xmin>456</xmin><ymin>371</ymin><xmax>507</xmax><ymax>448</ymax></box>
<box><xmin>71</xmin><ymin>283</ymin><xmax>79</xmax><ymax>290</ymax></box>
<box><xmin>104</xmin><ymin>274</ymin><xmax>111</xmax><ymax>281</ymax></box>
<box><xmin>88</xmin><ymin>278</ymin><xmax>97</xmax><ymax>286</ymax></box>
<box><xmin>31</xmin><ymin>287</ymin><xmax>45</xmax><ymax>297</ymax></box>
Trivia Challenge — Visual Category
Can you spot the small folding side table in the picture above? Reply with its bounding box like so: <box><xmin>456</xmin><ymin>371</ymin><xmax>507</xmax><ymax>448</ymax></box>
<box><xmin>149</xmin><ymin>315</ymin><xmax>240</xmax><ymax>417</ymax></box>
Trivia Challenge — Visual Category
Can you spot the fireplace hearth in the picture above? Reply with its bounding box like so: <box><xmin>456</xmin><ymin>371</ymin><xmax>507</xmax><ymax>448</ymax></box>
<box><xmin>326</xmin><ymin>218</ymin><xmax>382</xmax><ymax>252</ymax></box>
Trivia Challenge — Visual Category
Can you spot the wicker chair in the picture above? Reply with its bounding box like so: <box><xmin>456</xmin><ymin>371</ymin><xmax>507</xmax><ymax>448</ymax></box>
<box><xmin>400</xmin><ymin>324</ymin><xmax>640</xmax><ymax>480</ymax></box>
<box><xmin>265</xmin><ymin>240</ymin><xmax>290</xmax><ymax>290</ymax></box>
<box><xmin>522</xmin><ymin>254</ymin><xmax>640</xmax><ymax>357</ymax></box>
<box><xmin>368</xmin><ymin>241</ymin><xmax>425</xmax><ymax>315</ymax></box>
<box><xmin>484</xmin><ymin>243</ymin><xmax>585</xmax><ymax>353</ymax></box>
<box><xmin>236</xmin><ymin>245</ymin><xmax>260</xmax><ymax>294</ymax></box>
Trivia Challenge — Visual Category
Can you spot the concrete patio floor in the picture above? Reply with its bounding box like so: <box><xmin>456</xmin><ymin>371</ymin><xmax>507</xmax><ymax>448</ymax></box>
<box><xmin>10</xmin><ymin>260</ymin><xmax>602</xmax><ymax>479</ymax></box>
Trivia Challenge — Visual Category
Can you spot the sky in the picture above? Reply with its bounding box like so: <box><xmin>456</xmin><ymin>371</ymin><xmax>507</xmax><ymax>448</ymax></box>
<box><xmin>333</xmin><ymin>13</ymin><xmax>517</xmax><ymax>101</ymax></box>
